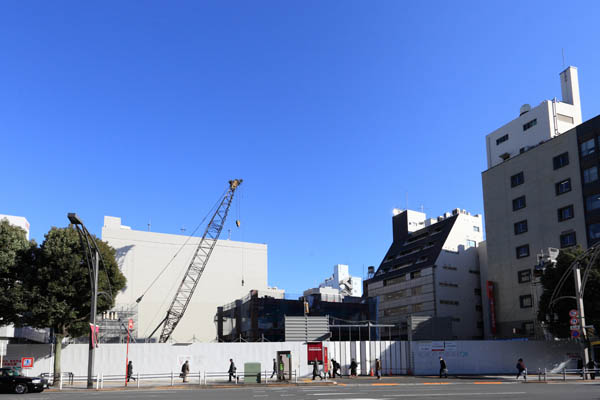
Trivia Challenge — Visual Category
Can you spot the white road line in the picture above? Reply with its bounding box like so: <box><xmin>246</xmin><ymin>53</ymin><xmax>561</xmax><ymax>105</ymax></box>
<box><xmin>309</xmin><ymin>393</ymin><xmax>360</xmax><ymax>396</ymax></box>
<box><xmin>390</xmin><ymin>392</ymin><xmax>526</xmax><ymax>397</ymax></box>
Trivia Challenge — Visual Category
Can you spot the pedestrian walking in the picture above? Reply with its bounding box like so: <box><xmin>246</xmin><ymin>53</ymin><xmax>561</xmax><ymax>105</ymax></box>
<box><xmin>516</xmin><ymin>358</ymin><xmax>526</xmax><ymax>380</ymax></box>
<box><xmin>375</xmin><ymin>358</ymin><xmax>382</xmax><ymax>379</ymax></box>
<box><xmin>328</xmin><ymin>358</ymin><xmax>333</xmax><ymax>378</ymax></box>
<box><xmin>331</xmin><ymin>359</ymin><xmax>340</xmax><ymax>378</ymax></box>
<box><xmin>270</xmin><ymin>358</ymin><xmax>278</xmax><ymax>379</ymax></box>
<box><xmin>181</xmin><ymin>360</ymin><xmax>190</xmax><ymax>383</ymax></box>
<box><xmin>350</xmin><ymin>359</ymin><xmax>358</xmax><ymax>378</ymax></box>
<box><xmin>228</xmin><ymin>359</ymin><xmax>236</xmax><ymax>382</ymax></box>
<box><xmin>439</xmin><ymin>357</ymin><xmax>448</xmax><ymax>378</ymax></box>
<box><xmin>312</xmin><ymin>358</ymin><xmax>323</xmax><ymax>380</ymax></box>
<box><xmin>127</xmin><ymin>361</ymin><xmax>136</xmax><ymax>382</ymax></box>
<box><xmin>587</xmin><ymin>359</ymin><xmax>596</xmax><ymax>380</ymax></box>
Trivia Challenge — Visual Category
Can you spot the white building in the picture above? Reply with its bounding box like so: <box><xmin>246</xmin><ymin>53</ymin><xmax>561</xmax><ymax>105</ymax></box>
<box><xmin>318</xmin><ymin>264</ymin><xmax>362</xmax><ymax>297</ymax></box>
<box><xmin>0</xmin><ymin>214</ymin><xmax>30</xmax><ymax>240</ymax></box>
<box><xmin>486</xmin><ymin>66</ymin><xmax>582</xmax><ymax>168</ymax></box>
<box><xmin>101</xmin><ymin>216</ymin><xmax>268</xmax><ymax>343</ymax></box>
<box><xmin>366</xmin><ymin>208</ymin><xmax>484</xmax><ymax>339</ymax></box>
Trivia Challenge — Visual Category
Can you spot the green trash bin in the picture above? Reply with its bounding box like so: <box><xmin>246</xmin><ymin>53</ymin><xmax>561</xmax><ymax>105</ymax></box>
<box><xmin>244</xmin><ymin>362</ymin><xmax>261</xmax><ymax>384</ymax></box>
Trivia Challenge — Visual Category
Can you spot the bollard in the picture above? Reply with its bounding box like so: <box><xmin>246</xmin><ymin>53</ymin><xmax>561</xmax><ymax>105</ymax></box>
<box><xmin>295</xmin><ymin>369</ymin><xmax>298</xmax><ymax>384</ymax></box>
<box><xmin>101</xmin><ymin>373</ymin><xmax>104</xmax><ymax>389</ymax></box>
<box><xmin>203</xmin><ymin>371</ymin><xmax>206</xmax><ymax>386</ymax></box>
<box><xmin>563</xmin><ymin>368</ymin><xmax>566</xmax><ymax>381</ymax></box>
<box><xmin>525</xmin><ymin>368</ymin><xmax>527</xmax><ymax>381</ymax></box>
<box><xmin>96</xmin><ymin>374</ymin><xmax>100</xmax><ymax>390</ymax></box>
<box><xmin>198</xmin><ymin>371</ymin><xmax>201</xmax><ymax>385</ymax></box>
<box><xmin>59</xmin><ymin>373</ymin><xmax>64</xmax><ymax>390</ymax></box>
<box><xmin>137</xmin><ymin>372</ymin><xmax>140</xmax><ymax>389</ymax></box>
<box><xmin>543</xmin><ymin>368</ymin><xmax>546</xmax><ymax>381</ymax></box>
<box><xmin>538</xmin><ymin>368</ymin><xmax>541</xmax><ymax>381</ymax></box>
<box><xmin>171</xmin><ymin>370</ymin><xmax>174</xmax><ymax>386</ymax></box>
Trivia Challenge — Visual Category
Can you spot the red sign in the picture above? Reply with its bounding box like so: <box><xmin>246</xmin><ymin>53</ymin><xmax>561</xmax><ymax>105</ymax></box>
<box><xmin>569</xmin><ymin>310</ymin><xmax>579</xmax><ymax>317</ymax></box>
<box><xmin>21</xmin><ymin>357</ymin><xmax>34</xmax><ymax>368</ymax></box>
<box><xmin>486</xmin><ymin>281</ymin><xmax>497</xmax><ymax>335</ymax></box>
<box><xmin>570</xmin><ymin>318</ymin><xmax>579</xmax><ymax>325</ymax></box>
<box><xmin>307</xmin><ymin>342</ymin><xmax>324</xmax><ymax>364</ymax></box>
<box><xmin>128</xmin><ymin>319</ymin><xmax>134</xmax><ymax>330</ymax></box>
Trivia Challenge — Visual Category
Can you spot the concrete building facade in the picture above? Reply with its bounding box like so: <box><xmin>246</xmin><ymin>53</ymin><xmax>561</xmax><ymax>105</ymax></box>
<box><xmin>486</xmin><ymin>66</ymin><xmax>581</xmax><ymax>169</ymax></box>
<box><xmin>101</xmin><ymin>216</ymin><xmax>268</xmax><ymax>343</ymax></box>
<box><xmin>482</xmin><ymin>114</ymin><xmax>600</xmax><ymax>338</ymax></box>
<box><xmin>365</xmin><ymin>208</ymin><xmax>484</xmax><ymax>340</ymax></box>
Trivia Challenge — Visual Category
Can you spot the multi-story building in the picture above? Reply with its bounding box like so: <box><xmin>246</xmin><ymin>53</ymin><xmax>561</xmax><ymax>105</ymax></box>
<box><xmin>486</xmin><ymin>66</ymin><xmax>581</xmax><ymax>169</ymax></box>
<box><xmin>101</xmin><ymin>216</ymin><xmax>268</xmax><ymax>342</ymax></box>
<box><xmin>481</xmin><ymin>65</ymin><xmax>600</xmax><ymax>338</ymax></box>
<box><xmin>364</xmin><ymin>208</ymin><xmax>484</xmax><ymax>340</ymax></box>
<box><xmin>482</xmin><ymin>114</ymin><xmax>600</xmax><ymax>338</ymax></box>
<box><xmin>318</xmin><ymin>264</ymin><xmax>362</xmax><ymax>297</ymax></box>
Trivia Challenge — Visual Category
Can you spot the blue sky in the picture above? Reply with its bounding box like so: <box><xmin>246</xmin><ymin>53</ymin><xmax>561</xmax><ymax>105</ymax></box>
<box><xmin>2</xmin><ymin>1</ymin><xmax>600</xmax><ymax>294</ymax></box>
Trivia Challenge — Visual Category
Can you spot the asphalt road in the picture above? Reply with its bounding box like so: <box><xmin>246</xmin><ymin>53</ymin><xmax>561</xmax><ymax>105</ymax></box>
<box><xmin>2</xmin><ymin>381</ymin><xmax>599</xmax><ymax>400</ymax></box>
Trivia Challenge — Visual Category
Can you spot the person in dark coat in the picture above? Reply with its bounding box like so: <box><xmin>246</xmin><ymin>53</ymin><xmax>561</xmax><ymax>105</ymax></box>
<box><xmin>271</xmin><ymin>358</ymin><xmax>278</xmax><ymax>379</ymax></box>
<box><xmin>181</xmin><ymin>360</ymin><xmax>190</xmax><ymax>383</ymax></box>
<box><xmin>587</xmin><ymin>359</ymin><xmax>596</xmax><ymax>380</ymax></box>
<box><xmin>350</xmin><ymin>359</ymin><xmax>358</xmax><ymax>378</ymax></box>
<box><xmin>228</xmin><ymin>359</ymin><xmax>236</xmax><ymax>382</ymax></box>
<box><xmin>375</xmin><ymin>358</ymin><xmax>382</xmax><ymax>379</ymax></box>
<box><xmin>127</xmin><ymin>361</ymin><xmax>136</xmax><ymax>382</ymax></box>
<box><xmin>331</xmin><ymin>359</ymin><xmax>340</xmax><ymax>378</ymax></box>
<box><xmin>439</xmin><ymin>357</ymin><xmax>448</xmax><ymax>378</ymax></box>
<box><xmin>516</xmin><ymin>358</ymin><xmax>526</xmax><ymax>380</ymax></box>
<box><xmin>312</xmin><ymin>358</ymin><xmax>322</xmax><ymax>380</ymax></box>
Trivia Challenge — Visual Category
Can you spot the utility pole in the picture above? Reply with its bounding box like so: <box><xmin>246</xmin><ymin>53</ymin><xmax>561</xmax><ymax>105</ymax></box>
<box><xmin>87</xmin><ymin>251</ymin><xmax>99</xmax><ymax>388</ymax></box>
<box><xmin>574</xmin><ymin>265</ymin><xmax>590</xmax><ymax>371</ymax></box>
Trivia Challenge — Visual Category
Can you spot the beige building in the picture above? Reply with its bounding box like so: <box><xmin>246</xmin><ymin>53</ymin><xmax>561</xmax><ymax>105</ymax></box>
<box><xmin>101</xmin><ymin>216</ymin><xmax>268</xmax><ymax>343</ymax></box>
<box><xmin>482</xmin><ymin>128</ymin><xmax>586</xmax><ymax>337</ymax></box>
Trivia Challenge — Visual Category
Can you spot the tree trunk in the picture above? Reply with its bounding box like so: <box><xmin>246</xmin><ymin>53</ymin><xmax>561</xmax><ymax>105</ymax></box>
<box><xmin>53</xmin><ymin>333</ymin><xmax>63</xmax><ymax>386</ymax></box>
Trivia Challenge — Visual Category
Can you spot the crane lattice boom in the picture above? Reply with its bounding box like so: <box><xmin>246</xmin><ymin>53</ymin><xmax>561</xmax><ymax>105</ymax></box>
<box><xmin>158</xmin><ymin>179</ymin><xmax>242</xmax><ymax>343</ymax></box>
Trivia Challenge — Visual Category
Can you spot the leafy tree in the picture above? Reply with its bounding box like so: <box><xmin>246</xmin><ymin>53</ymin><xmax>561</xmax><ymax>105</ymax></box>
<box><xmin>538</xmin><ymin>246</ymin><xmax>600</xmax><ymax>338</ymax></box>
<box><xmin>15</xmin><ymin>226</ymin><xmax>126</xmax><ymax>382</ymax></box>
<box><xmin>0</xmin><ymin>219</ymin><xmax>35</xmax><ymax>326</ymax></box>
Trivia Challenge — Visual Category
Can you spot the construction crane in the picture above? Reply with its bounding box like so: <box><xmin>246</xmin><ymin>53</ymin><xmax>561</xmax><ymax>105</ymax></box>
<box><xmin>147</xmin><ymin>179</ymin><xmax>242</xmax><ymax>343</ymax></box>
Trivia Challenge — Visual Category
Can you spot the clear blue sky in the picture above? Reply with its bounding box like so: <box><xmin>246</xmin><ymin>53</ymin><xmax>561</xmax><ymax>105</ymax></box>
<box><xmin>2</xmin><ymin>1</ymin><xmax>600</xmax><ymax>294</ymax></box>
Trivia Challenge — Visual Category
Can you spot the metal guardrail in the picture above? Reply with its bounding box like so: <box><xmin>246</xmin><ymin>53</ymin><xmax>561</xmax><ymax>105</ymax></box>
<box><xmin>46</xmin><ymin>369</ymin><xmax>300</xmax><ymax>390</ymax></box>
<box><xmin>537</xmin><ymin>368</ymin><xmax>600</xmax><ymax>381</ymax></box>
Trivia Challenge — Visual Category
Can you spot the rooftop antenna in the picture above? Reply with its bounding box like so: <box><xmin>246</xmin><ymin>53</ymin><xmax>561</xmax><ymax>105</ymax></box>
<box><xmin>147</xmin><ymin>219</ymin><xmax>151</xmax><ymax>232</ymax></box>
<box><xmin>420</xmin><ymin>204</ymin><xmax>424</xmax><ymax>213</ymax></box>
<box><xmin>180</xmin><ymin>226</ymin><xmax>186</xmax><ymax>234</ymax></box>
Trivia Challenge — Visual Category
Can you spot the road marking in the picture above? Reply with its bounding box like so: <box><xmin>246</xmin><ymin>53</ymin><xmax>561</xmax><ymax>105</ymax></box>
<box><xmin>473</xmin><ymin>382</ymin><xmax>504</xmax><ymax>384</ymax></box>
<box><xmin>309</xmin><ymin>393</ymin><xmax>360</xmax><ymax>396</ymax></box>
<box><xmin>390</xmin><ymin>392</ymin><xmax>526</xmax><ymax>397</ymax></box>
<box><xmin>372</xmin><ymin>383</ymin><xmax>400</xmax><ymax>386</ymax></box>
<box><xmin>422</xmin><ymin>382</ymin><xmax>451</xmax><ymax>385</ymax></box>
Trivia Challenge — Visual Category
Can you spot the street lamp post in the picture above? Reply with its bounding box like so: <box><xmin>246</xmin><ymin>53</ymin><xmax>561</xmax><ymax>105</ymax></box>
<box><xmin>67</xmin><ymin>213</ymin><xmax>99</xmax><ymax>389</ymax></box>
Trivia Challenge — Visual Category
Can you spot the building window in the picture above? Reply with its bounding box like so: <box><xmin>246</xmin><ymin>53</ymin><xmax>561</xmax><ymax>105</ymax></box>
<box><xmin>583</xmin><ymin>166</ymin><xmax>598</xmax><ymax>184</ymax></box>
<box><xmin>514</xmin><ymin>220</ymin><xmax>528</xmax><ymax>235</ymax></box>
<box><xmin>516</xmin><ymin>244</ymin><xmax>530</xmax><ymax>259</ymax></box>
<box><xmin>442</xmin><ymin>265</ymin><xmax>457</xmax><ymax>271</ymax></box>
<box><xmin>555</xmin><ymin>178</ymin><xmax>572</xmax><ymax>195</ymax></box>
<box><xmin>474</xmin><ymin>288</ymin><xmax>481</xmax><ymax>295</ymax></box>
<box><xmin>586</xmin><ymin>194</ymin><xmax>600</xmax><ymax>211</ymax></box>
<box><xmin>440</xmin><ymin>300</ymin><xmax>459</xmax><ymax>306</ymax></box>
<box><xmin>384</xmin><ymin>275</ymin><xmax>406</xmax><ymax>286</ymax></box>
<box><xmin>412</xmin><ymin>286</ymin><xmax>423</xmax><ymax>296</ymax></box>
<box><xmin>416</xmin><ymin>256</ymin><xmax>428</xmax><ymax>264</ymax></box>
<box><xmin>557</xmin><ymin>205</ymin><xmax>574</xmax><ymax>222</ymax></box>
<box><xmin>410</xmin><ymin>270</ymin><xmax>421</xmax><ymax>279</ymax></box>
<box><xmin>469</xmin><ymin>269</ymin><xmax>481</xmax><ymax>275</ymax></box>
<box><xmin>475</xmin><ymin>304</ymin><xmax>482</xmax><ymax>312</ymax></box>
<box><xmin>496</xmin><ymin>134</ymin><xmax>509</xmax><ymax>145</ymax></box>
<box><xmin>519</xmin><ymin>295</ymin><xmax>533</xmax><ymax>308</ymax></box>
<box><xmin>518</xmin><ymin>269</ymin><xmax>531</xmax><ymax>283</ymax></box>
<box><xmin>523</xmin><ymin>119</ymin><xmax>537</xmax><ymax>131</ymax></box>
<box><xmin>439</xmin><ymin>282</ymin><xmax>459</xmax><ymax>288</ymax></box>
<box><xmin>553</xmin><ymin>152</ymin><xmax>570</xmax><ymax>170</ymax></box>
<box><xmin>523</xmin><ymin>321</ymin><xmax>535</xmax><ymax>335</ymax></box>
<box><xmin>413</xmin><ymin>303</ymin><xmax>425</xmax><ymax>312</ymax></box>
<box><xmin>560</xmin><ymin>232</ymin><xmax>577</xmax><ymax>248</ymax></box>
<box><xmin>581</xmin><ymin>138</ymin><xmax>595</xmax><ymax>157</ymax></box>
<box><xmin>512</xmin><ymin>196</ymin><xmax>526</xmax><ymax>211</ymax></box>
<box><xmin>511</xmin><ymin>172</ymin><xmax>524</xmax><ymax>187</ymax></box>
<box><xmin>589</xmin><ymin>223</ymin><xmax>600</xmax><ymax>241</ymax></box>
<box><xmin>466</xmin><ymin>240</ymin><xmax>477</xmax><ymax>248</ymax></box>
<box><xmin>473</xmin><ymin>226</ymin><xmax>480</xmax><ymax>232</ymax></box>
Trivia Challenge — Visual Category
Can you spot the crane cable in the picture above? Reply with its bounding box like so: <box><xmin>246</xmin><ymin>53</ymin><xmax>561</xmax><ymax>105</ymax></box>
<box><xmin>135</xmin><ymin>187</ymin><xmax>228</xmax><ymax>305</ymax></box>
